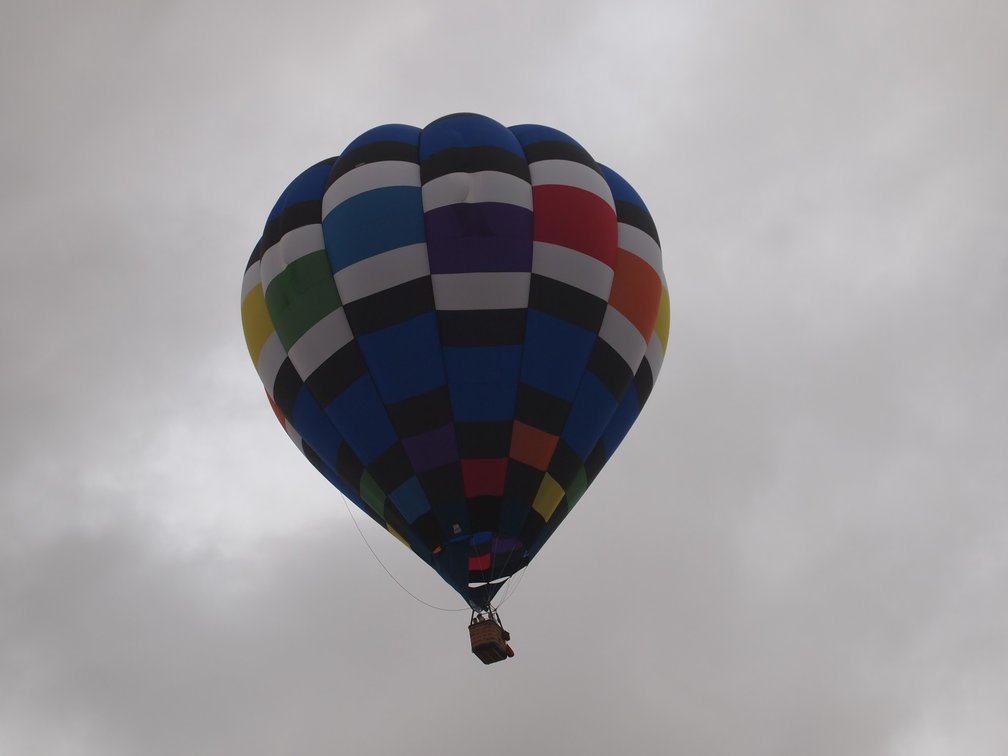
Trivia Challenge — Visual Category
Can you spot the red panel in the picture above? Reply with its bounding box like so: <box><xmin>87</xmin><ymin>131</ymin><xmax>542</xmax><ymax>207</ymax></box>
<box><xmin>267</xmin><ymin>392</ymin><xmax>286</xmax><ymax>426</ymax></box>
<box><xmin>460</xmin><ymin>457</ymin><xmax>509</xmax><ymax>497</ymax></box>
<box><xmin>468</xmin><ymin>552</ymin><xmax>493</xmax><ymax>571</ymax></box>
<box><xmin>532</xmin><ymin>185</ymin><xmax>617</xmax><ymax>268</ymax></box>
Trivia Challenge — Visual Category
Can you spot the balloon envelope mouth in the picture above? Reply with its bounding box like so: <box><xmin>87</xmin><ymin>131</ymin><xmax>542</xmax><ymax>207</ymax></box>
<box><xmin>468</xmin><ymin>575</ymin><xmax>511</xmax><ymax>588</ymax></box>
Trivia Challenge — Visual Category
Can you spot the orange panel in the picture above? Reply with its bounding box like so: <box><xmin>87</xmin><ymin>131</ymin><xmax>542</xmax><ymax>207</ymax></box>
<box><xmin>608</xmin><ymin>249</ymin><xmax>663</xmax><ymax>339</ymax></box>
<box><xmin>509</xmin><ymin>421</ymin><xmax>560</xmax><ymax>471</ymax></box>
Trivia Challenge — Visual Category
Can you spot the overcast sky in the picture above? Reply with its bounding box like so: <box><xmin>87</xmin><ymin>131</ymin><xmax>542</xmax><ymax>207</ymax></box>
<box><xmin>2</xmin><ymin>1</ymin><xmax>1007</xmax><ymax>754</ymax></box>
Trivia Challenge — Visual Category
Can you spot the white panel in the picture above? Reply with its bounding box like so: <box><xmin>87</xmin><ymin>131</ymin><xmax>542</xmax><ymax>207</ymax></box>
<box><xmin>617</xmin><ymin>222</ymin><xmax>663</xmax><ymax>273</ymax></box>
<box><xmin>598</xmin><ymin>306</ymin><xmax>648</xmax><ymax>373</ymax></box>
<box><xmin>334</xmin><ymin>243</ymin><xmax>430</xmax><ymax>304</ymax></box>
<box><xmin>644</xmin><ymin>331</ymin><xmax>666</xmax><ymax>379</ymax></box>
<box><xmin>531</xmin><ymin>241</ymin><xmax>613</xmax><ymax>301</ymax></box>
<box><xmin>284</xmin><ymin>421</ymin><xmax>303</xmax><ymax>448</ymax></box>
<box><xmin>255</xmin><ymin>332</ymin><xmax>288</xmax><ymax>393</ymax></box>
<box><xmin>422</xmin><ymin>171</ymin><xmax>532</xmax><ymax>212</ymax></box>
<box><xmin>260</xmin><ymin>224</ymin><xmax>325</xmax><ymax>291</ymax></box>
<box><xmin>241</xmin><ymin>260</ymin><xmax>261</xmax><ymax>300</ymax></box>
<box><xmin>288</xmin><ymin>308</ymin><xmax>354</xmax><ymax>378</ymax></box>
<box><xmin>529</xmin><ymin>160</ymin><xmax>615</xmax><ymax>211</ymax></box>
<box><xmin>431</xmin><ymin>272</ymin><xmax>530</xmax><ymax>310</ymax></box>
<box><xmin>322</xmin><ymin>161</ymin><xmax>421</xmax><ymax>216</ymax></box>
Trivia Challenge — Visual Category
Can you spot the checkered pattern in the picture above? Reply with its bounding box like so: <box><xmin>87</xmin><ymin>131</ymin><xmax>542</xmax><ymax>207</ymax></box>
<box><xmin>242</xmin><ymin>115</ymin><xmax>669</xmax><ymax>610</ymax></box>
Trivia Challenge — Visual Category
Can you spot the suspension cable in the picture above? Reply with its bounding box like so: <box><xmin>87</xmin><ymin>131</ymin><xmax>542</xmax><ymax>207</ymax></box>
<box><xmin>340</xmin><ymin>493</ymin><xmax>467</xmax><ymax>613</ymax></box>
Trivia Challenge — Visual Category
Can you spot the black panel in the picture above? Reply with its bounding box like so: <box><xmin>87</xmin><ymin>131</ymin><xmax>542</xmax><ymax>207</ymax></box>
<box><xmin>546</xmin><ymin>440</ymin><xmax>583</xmax><ymax>489</ymax></box>
<box><xmin>301</xmin><ymin>440</ymin><xmax>326</xmax><ymax>474</ymax></box>
<box><xmin>548</xmin><ymin>499</ymin><xmax>572</xmax><ymax>528</ymax></box>
<box><xmin>587</xmin><ymin>339</ymin><xmax>635</xmax><ymax>400</ymax></box>
<box><xmin>519</xmin><ymin>512</ymin><xmax>547</xmax><ymax>551</ymax></box>
<box><xmin>467</xmin><ymin>496</ymin><xmax>502</xmax><ymax>534</ymax></box>
<box><xmin>584</xmin><ymin>441</ymin><xmax>607</xmax><ymax>484</ymax></box>
<box><xmin>514</xmin><ymin>383</ymin><xmax>571</xmax><ymax>436</ymax></box>
<box><xmin>503</xmin><ymin>460</ymin><xmax>544</xmax><ymax>505</ymax></box>
<box><xmin>529</xmin><ymin>274</ymin><xmax>608</xmax><ymax>332</ymax></box>
<box><xmin>247</xmin><ymin>237</ymin><xmax>265</xmax><ymax>270</ymax></box>
<box><xmin>417</xmin><ymin>463</ymin><xmax>465</xmax><ymax>504</ymax></box>
<box><xmin>366</xmin><ymin>443</ymin><xmax>414</xmax><ymax>492</ymax></box>
<box><xmin>343</xmin><ymin>277</ymin><xmax>435</xmax><ymax>336</ymax></box>
<box><xmin>328</xmin><ymin>142</ymin><xmax>419</xmax><ymax>185</ymax></box>
<box><xmin>386</xmin><ymin>385</ymin><xmax>453</xmax><ymax>438</ymax></box>
<box><xmin>521</xmin><ymin>139</ymin><xmax>598</xmax><ymax>170</ymax></box>
<box><xmin>438</xmin><ymin>309</ymin><xmax>526</xmax><ymax>347</ymax></box>
<box><xmin>354</xmin><ymin>501</ymin><xmax>385</xmax><ymax>528</ymax></box>
<box><xmin>633</xmin><ymin>359</ymin><xmax>656</xmax><ymax>406</ymax></box>
<box><xmin>271</xmin><ymin>358</ymin><xmax>302</xmax><ymax>419</ymax></box>
<box><xmin>410</xmin><ymin>511</ymin><xmax>443</xmax><ymax>552</ymax></box>
<box><xmin>421</xmin><ymin>146</ymin><xmax>531</xmax><ymax>183</ymax></box>
<box><xmin>614</xmin><ymin>199</ymin><xmax>660</xmax><ymax>245</ymax></box>
<box><xmin>259</xmin><ymin>200</ymin><xmax>323</xmax><ymax>251</ymax></box>
<box><xmin>383</xmin><ymin>502</ymin><xmax>410</xmax><ymax>542</ymax></box>
<box><xmin>456</xmin><ymin>422</ymin><xmax>512</xmax><ymax>458</ymax></box>
<box><xmin>335</xmin><ymin>442</ymin><xmax>365</xmax><ymax>489</ymax></box>
<box><xmin>305</xmin><ymin>342</ymin><xmax>368</xmax><ymax>408</ymax></box>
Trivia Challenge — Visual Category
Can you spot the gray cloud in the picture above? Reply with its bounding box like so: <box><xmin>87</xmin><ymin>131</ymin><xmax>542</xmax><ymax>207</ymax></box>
<box><xmin>2</xmin><ymin>0</ymin><xmax>1007</xmax><ymax>754</ymax></box>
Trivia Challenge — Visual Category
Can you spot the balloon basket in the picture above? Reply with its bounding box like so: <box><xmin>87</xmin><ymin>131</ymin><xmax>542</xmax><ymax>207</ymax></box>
<box><xmin>469</xmin><ymin>611</ymin><xmax>513</xmax><ymax>664</ymax></box>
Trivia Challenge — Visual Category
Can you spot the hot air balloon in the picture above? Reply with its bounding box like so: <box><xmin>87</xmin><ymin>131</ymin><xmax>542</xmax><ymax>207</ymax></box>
<box><xmin>241</xmin><ymin>113</ymin><xmax>669</xmax><ymax>662</ymax></box>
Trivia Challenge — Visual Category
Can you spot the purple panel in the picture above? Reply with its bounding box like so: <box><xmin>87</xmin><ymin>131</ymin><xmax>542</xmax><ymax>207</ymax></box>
<box><xmin>402</xmin><ymin>423</ymin><xmax>459</xmax><ymax>472</ymax></box>
<box><xmin>425</xmin><ymin>203</ymin><xmax>533</xmax><ymax>273</ymax></box>
<box><xmin>492</xmin><ymin>536</ymin><xmax>523</xmax><ymax>554</ymax></box>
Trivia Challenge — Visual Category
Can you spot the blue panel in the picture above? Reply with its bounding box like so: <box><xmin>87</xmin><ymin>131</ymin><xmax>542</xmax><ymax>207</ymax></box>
<box><xmin>600</xmin><ymin>384</ymin><xmax>641</xmax><ymax>461</ymax></box>
<box><xmin>420</xmin><ymin>113</ymin><xmax>525</xmax><ymax>159</ymax></box>
<box><xmin>561</xmin><ymin>373</ymin><xmax>620</xmax><ymax>460</ymax></box>
<box><xmin>509</xmin><ymin>123</ymin><xmax>583</xmax><ymax>149</ymax></box>
<box><xmin>288</xmin><ymin>392</ymin><xmax>365</xmax><ymax>506</ymax></box>
<box><xmin>470</xmin><ymin>531</ymin><xmax>492</xmax><ymax>547</ymax></box>
<box><xmin>322</xmin><ymin>186</ymin><xmax>425</xmax><ymax>271</ymax></box>
<box><xmin>312</xmin><ymin>457</ymin><xmax>371</xmax><ymax>521</ymax></box>
<box><xmin>268</xmin><ymin>161</ymin><xmax>331</xmax><ymax>222</ymax></box>
<box><xmin>324</xmin><ymin>376</ymin><xmax>398</xmax><ymax>465</ymax></box>
<box><xmin>444</xmin><ymin>345</ymin><xmax>522</xmax><ymax>421</ymax></box>
<box><xmin>520</xmin><ymin>311</ymin><xmax>595</xmax><ymax>400</ymax></box>
<box><xmin>300</xmin><ymin>437</ymin><xmax>355</xmax><ymax>499</ymax></box>
<box><xmin>356</xmin><ymin>313</ymin><xmax>446</xmax><ymax>403</ymax></box>
<box><xmin>290</xmin><ymin>385</ymin><xmax>344</xmax><ymax>463</ymax></box>
<box><xmin>598</xmin><ymin>164</ymin><xmax>645</xmax><ymax>208</ymax></box>
<box><xmin>341</xmin><ymin>123</ymin><xmax>421</xmax><ymax>153</ymax></box>
<box><xmin>389</xmin><ymin>477</ymin><xmax>431</xmax><ymax>523</ymax></box>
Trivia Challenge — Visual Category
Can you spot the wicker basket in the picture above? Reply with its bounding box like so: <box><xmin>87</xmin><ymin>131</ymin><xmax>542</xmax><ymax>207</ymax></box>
<box><xmin>469</xmin><ymin>619</ymin><xmax>509</xmax><ymax>664</ymax></box>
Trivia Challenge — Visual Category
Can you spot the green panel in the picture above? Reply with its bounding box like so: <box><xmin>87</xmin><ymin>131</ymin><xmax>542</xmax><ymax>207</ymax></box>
<box><xmin>264</xmin><ymin>250</ymin><xmax>342</xmax><ymax>350</ymax></box>
<box><xmin>564</xmin><ymin>468</ymin><xmax>588</xmax><ymax>512</ymax></box>
<box><xmin>360</xmin><ymin>471</ymin><xmax>386</xmax><ymax>519</ymax></box>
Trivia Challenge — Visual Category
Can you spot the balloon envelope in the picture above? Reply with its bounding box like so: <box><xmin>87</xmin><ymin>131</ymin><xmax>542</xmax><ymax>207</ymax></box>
<box><xmin>241</xmin><ymin>113</ymin><xmax>669</xmax><ymax>609</ymax></box>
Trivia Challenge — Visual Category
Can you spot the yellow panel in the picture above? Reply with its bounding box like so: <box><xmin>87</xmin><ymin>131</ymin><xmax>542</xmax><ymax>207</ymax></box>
<box><xmin>241</xmin><ymin>284</ymin><xmax>274</xmax><ymax>365</ymax></box>
<box><xmin>655</xmin><ymin>285</ymin><xmax>670</xmax><ymax>353</ymax></box>
<box><xmin>387</xmin><ymin>524</ymin><xmax>410</xmax><ymax>549</ymax></box>
<box><xmin>532</xmin><ymin>474</ymin><xmax>565</xmax><ymax>521</ymax></box>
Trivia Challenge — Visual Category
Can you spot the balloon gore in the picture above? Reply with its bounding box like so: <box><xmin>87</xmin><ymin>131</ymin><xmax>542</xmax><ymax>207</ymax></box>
<box><xmin>241</xmin><ymin>113</ymin><xmax>669</xmax><ymax>610</ymax></box>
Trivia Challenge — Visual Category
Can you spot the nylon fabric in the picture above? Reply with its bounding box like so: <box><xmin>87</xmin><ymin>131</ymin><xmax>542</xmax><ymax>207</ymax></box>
<box><xmin>242</xmin><ymin>114</ymin><xmax>668</xmax><ymax>609</ymax></box>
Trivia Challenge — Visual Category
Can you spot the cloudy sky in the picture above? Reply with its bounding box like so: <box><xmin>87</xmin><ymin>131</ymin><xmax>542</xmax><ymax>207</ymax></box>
<box><xmin>2</xmin><ymin>1</ymin><xmax>1007</xmax><ymax>753</ymax></box>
